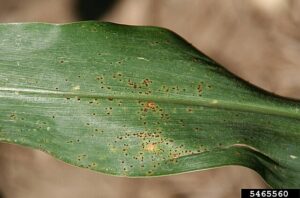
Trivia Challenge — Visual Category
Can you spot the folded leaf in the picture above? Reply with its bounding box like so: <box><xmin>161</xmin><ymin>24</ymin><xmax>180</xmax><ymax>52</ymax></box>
<box><xmin>0</xmin><ymin>22</ymin><xmax>299</xmax><ymax>188</ymax></box>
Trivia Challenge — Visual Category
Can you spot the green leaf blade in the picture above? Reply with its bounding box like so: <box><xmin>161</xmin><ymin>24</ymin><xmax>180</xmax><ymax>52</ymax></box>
<box><xmin>0</xmin><ymin>22</ymin><xmax>299</xmax><ymax>188</ymax></box>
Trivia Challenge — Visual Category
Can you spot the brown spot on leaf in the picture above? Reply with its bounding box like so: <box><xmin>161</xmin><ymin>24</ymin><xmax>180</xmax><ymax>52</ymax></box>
<box><xmin>197</xmin><ymin>83</ymin><xmax>203</xmax><ymax>95</ymax></box>
<box><xmin>143</xmin><ymin>79</ymin><xmax>152</xmax><ymax>86</ymax></box>
<box><xmin>172</xmin><ymin>153</ymin><xmax>180</xmax><ymax>159</ymax></box>
<box><xmin>145</xmin><ymin>143</ymin><xmax>156</xmax><ymax>152</ymax></box>
<box><xmin>187</xmin><ymin>108</ymin><xmax>193</xmax><ymax>113</ymax></box>
<box><xmin>144</xmin><ymin>101</ymin><xmax>157</xmax><ymax>112</ymax></box>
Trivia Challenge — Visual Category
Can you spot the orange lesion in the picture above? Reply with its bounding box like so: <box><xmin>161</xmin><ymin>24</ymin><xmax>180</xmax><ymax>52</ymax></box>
<box><xmin>145</xmin><ymin>143</ymin><xmax>156</xmax><ymax>152</ymax></box>
<box><xmin>144</xmin><ymin>101</ymin><xmax>157</xmax><ymax>112</ymax></box>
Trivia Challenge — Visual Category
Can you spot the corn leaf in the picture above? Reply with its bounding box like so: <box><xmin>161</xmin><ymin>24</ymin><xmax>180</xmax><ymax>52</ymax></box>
<box><xmin>0</xmin><ymin>22</ymin><xmax>299</xmax><ymax>188</ymax></box>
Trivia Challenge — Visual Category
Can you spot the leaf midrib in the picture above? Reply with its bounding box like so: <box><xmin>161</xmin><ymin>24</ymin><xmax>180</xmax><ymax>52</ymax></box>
<box><xmin>1</xmin><ymin>86</ymin><xmax>299</xmax><ymax>120</ymax></box>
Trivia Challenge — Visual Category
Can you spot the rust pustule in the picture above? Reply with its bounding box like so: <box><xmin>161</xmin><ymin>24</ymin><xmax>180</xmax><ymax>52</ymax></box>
<box><xmin>144</xmin><ymin>101</ymin><xmax>156</xmax><ymax>112</ymax></box>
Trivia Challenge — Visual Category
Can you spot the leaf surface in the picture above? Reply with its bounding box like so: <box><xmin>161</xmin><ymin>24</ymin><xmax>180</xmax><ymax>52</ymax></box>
<box><xmin>0</xmin><ymin>22</ymin><xmax>299</xmax><ymax>188</ymax></box>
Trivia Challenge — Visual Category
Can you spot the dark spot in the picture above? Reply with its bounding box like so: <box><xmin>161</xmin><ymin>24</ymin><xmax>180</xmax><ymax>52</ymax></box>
<box><xmin>60</xmin><ymin>60</ymin><xmax>64</xmax><ymax>63</ymax></box>
<box><xmin>9</xmin><ymin>114</ymin><xmax>16</xmax><ymax>118</ymax></box>
<box><xmin>143</xmin><ymin>79</ymin><xmax>152</xmax><ymax>86</ymax></box>
<box><xmin>197</xmin><ymin>83</ymin><xmax>203</xmax><ymax>95</ymax></box>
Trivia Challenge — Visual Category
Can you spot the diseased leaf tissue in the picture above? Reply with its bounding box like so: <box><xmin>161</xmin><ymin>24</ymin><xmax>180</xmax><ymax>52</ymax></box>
<box><xmin>0</xmin><ymin>22</ymin><xmax>299</xmax><ymax>188</ymax></box>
